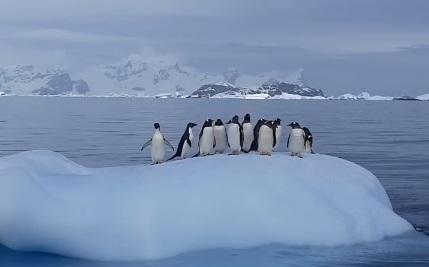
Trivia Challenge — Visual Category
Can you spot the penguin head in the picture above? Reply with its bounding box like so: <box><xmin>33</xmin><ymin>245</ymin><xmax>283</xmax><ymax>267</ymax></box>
<box><xmin>215</xmin><ymin>119</ymin><xmax>224</xmax><ymax>126</ymax></box>
<box><xmin>187</xmin><ymin>122</ymin><xmax>197</xmax><ymax>128</ymax></box>
<box><xmin>288</xmin><ymin>121</ymin><xmax>301</xmax><ymax>129</ymax></box>
<box><xmin>231</xmin><ymin>115</ymin><xmax>239</xmax><ymax>124</ymax></box>
<box><xmin>243</xmin><ymin>113</ymin><xmax>251</xmax><ymax>123</ymax></box>
<box><xmin>154</xmin><ymin>123</ymin><xmax>160</xmax><ymax>130</ymax></box>
<box><xmin>204</xmin><ymin>119</ymin><xmax>213</xmax><ymax>127</ymax></box>
<box><xmin>275</xmin><ymin>118</ymin><xmax>281</xmax><ymax>125</ymax></box>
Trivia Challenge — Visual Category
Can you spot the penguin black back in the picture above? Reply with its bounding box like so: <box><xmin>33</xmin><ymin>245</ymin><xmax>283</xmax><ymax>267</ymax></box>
<box><xmin>302</xmin><ymin>126</ymin><xmax>314</xmax><ymax>152</ymax></box>
<box><xmin>168</xmin><ymin>122</ymin><xmax>197</xmax><ymax>161</ymax></box>
<box><xmin>250</xmin><ymin>118</ymin><xmax>266</xmax><ymax>151</ymax></box>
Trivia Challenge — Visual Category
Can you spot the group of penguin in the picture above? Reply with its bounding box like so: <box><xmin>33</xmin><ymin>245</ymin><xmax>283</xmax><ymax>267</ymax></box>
<box><xmin>141</xmin><ymin>114</ymin><xmax>314</xmax><ymax>164</ymax></box>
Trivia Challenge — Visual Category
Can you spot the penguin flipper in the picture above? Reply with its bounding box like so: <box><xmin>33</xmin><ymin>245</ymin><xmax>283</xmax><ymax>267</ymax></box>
<box><xmin>140</xmin><ymin>139</ymin><xmax>152</xmax><ymax>151</ymax></box>
<box><xmin>164</xmin><ymin>138</ymin><xmax>175</xmax><ymax>151</ymax></box>
<box><xmin>186</xmin><ymin>138</ymin><xmax>191</xmax><ymax>147</ymax></box>
<box><xmin>287</xmin><ymin>135</ymin><xmax>290</xmax><ymax>148</ymax></box>
<box><xmin>272</xmin><ymin>126</ymin><xmax>277</xmax><ymax>148</ymax></box>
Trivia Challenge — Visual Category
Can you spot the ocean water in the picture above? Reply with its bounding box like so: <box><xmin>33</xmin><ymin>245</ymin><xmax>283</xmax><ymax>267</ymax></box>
<box><xmin>0</xmin><ymin>96</ymin><xmax>428</xmax><ymax>266</ymax></box>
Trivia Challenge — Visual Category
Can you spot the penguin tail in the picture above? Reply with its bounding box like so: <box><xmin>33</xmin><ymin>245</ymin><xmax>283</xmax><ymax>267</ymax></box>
<box><xmin>192</xmin><ymin>152</ymin><xmax>200</xmax><ymax>158</ymax></box>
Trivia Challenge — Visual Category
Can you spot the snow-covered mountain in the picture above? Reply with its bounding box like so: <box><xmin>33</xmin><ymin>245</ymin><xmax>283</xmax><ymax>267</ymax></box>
<box><xmin>1</xmin><ymin>55</ymin><xmax>427</xmax><ymax>100</ymax></box>
<box><xmin>189</xmin><ymin>78</ymin><xmax>325</xmax><ymax>99</ymax></box>
<box><xmin>79</xmin><ymin>54</ymin><xmax>227</xmax><ymax>96</ymax></box>
<box><xmin>0</xmin><ymin>65</ymin><xmax>89</xmax><ymax>96</ymax></box>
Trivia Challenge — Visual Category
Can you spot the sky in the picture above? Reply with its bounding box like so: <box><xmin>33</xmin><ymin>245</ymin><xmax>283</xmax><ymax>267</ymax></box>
<box><xmin>0</xmin><ymin>0</ymin><xmax>428</xmax><ymax>95</ymax></box>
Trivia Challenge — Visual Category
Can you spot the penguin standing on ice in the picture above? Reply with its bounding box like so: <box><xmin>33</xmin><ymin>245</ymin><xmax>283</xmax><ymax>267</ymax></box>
<box><xmin>141</xmin><ymin>123</ymin><xmax>175</xmax><ymax>164</ymax></box>
<box><xmin>241</xmin><ymin>113</ymin><xmax>254</xmax><ymax>153</ymax></box>
<box><xmin>213</xmin><ymin>119</ymin><xmax>227</xmax><ymax>153</ymax></box>
<box><xmin>258</xmin><ymin>120</ymin><xmax>277</xmax><ymax>156</ymax></box>
<box><xmin>168</xmin><ymin>122</ymin><xmax>197</xmax><ymax>161</ymax></box>
<box><xmin>250</xmin><ymin>119</ymin><xmax>266</xmax><ymax>151</ymax></box>
<box><xmin>287</xmin><ymin>122</ymin><xmax>305</xmax><ymax>158</ymax></box>
<box><xmin>194</xmin><ymin>119</ymin><xmax>214</xmax><ymax>157</ymax></box>
<box><xmin>227</xmin><ymin>115</ymin><xmax>243</xmax><ymax>155</ymax></box>
<box><xmin>273</xmin><ymin>118</ymin><xmax>282</xmax><ymax>151</ymax></box>
<box><xmin>302</xmin><ymin>127</ymin><xmax>315</xmax><ymax>154</ymax></box>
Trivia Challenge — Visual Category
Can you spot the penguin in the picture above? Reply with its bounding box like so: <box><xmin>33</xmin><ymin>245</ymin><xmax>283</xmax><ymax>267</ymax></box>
<box><xmin>227</xmin><ymin>115</ymin><xmax>243</xmax><ymax>155</ymax></box>
<box><xmin>258</xmin><ymin>120</ymin><xmax>277</xmax><ymax>156</ymax></box>
<box><xmin>141</xmin><ymin>123</ymin><xmax>174</xmax><ymax>164</ymax></box>
<box><xmin>241</xmin><ymin>113</ymin><xmax>254</xmax><ymax>153</ymax></box>
<box><xmin>193</xmin><ymin>119</ymin><xmax>214</xmax><ymax>157</ymax></box>
<box><xmin>273</xmin><ymin>118</ymin><xmax>282</xmax><ymax>151</ymax></box>
<box><xmin>213</xmin><ymin>119</ymin><xmax>228</xmax><ymax>153</ymax></box>
<box><xmin>250</xmin><ymin>119</ymin><xmax>266</xmax><ymax>151</ymax></box>
<box><xmin>287</xmin><ymin>121</ymin><xmax>305</xmax><ymax>158</ymax></box>
<box><xmin>168</xmin><ymin>122</ymin><xmax>197</xmax><ymax>161</ymax></box>
<box><xmin>302</xmin><ymin>127</ymin><xmax>315</xmax><ymax>154</ymax></box>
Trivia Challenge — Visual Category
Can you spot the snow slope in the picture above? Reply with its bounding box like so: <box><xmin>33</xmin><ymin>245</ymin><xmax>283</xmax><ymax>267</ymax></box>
<box><xmin>0</xmin><ymin>151</ymin><xmax>412</xmax><ymax>261</ymax></box>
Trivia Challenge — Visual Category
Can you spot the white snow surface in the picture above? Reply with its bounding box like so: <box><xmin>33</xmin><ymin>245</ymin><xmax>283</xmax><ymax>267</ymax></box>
<box><xmin>333</xmin><ymin>92</ymin><xmax>394</xmax><ymax>101</ymax></box>
<box><xmin>416</xmin><ymin>94</ymin><xmax>429</xmax><ymax>101</ymax></box>
<box><xmin>0</xmin><ymin>150</ymin><xmax>412</xmax><ymax>261</ymax></box>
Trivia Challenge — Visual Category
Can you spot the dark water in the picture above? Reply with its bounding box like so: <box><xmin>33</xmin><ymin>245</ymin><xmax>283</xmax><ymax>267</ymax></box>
<box><xmin>0</xmin><ymin>96</ymin><xmax>428</xmax><ymax>266</ymax></box>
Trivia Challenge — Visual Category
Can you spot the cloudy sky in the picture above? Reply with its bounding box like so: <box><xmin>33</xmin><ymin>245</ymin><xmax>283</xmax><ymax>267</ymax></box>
<box><xmin>1</xmin><ymin>0</ymin><xmax>428</xmax><ymax>95</ymax></box>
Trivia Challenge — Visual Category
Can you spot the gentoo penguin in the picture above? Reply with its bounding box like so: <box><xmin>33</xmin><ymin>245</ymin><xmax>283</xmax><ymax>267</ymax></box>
<box><xmin>273</xmin><ymin>118</ymin><xmax>282</xmax><ymax>151</ymax></box>
<box><xmin>250</xmin><ymin>119</ymin><xmax>266</xmax><ymax>151</ymax></box>
<box><xmin>302</xmin><ymin>127</ymin><xmax>315</xmax><ymax>154</ymax></box>
<box><xmin>241</xmin><ymin>113</ymin><xmax>254</xmax><ymax>153</ymax></box>
<box><xmin>227</xmin><ymin>115</ymin><xmax>243</xmax><ymax>155</ymax></box>
<box><xmin>141</xmin><ymin>123</ymin><xmax>175</xmax><ymax>164</ymax></box>
<box><xmin>287</xmin><ymin>121</ymin><xmax>305</xmax><ymax>158</ymax></box>
<box><xmin>213</xmin><ymin>119</ymin><xmax>228</xmax><ymax>153</ymax></box>
<box><xmin>168</xmin><ymin>122</ymin><xmax>197</xmax><ymax>161</ymax></box>
<box><xmin>258</xmin><ymin>120</ymin><xmax>277</xmax><ymax>156</ymax></box>
<box><xmin>194</xmin><ymin>119</ymin><xmax>214</xmax><ymax>157</ymax></box>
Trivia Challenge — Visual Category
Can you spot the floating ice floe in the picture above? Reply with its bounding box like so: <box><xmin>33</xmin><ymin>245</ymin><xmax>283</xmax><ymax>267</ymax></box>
<box><xmin>0</xmin><ymin>150</ymin><xmax>412</xmax><ymax>261</ymax></box>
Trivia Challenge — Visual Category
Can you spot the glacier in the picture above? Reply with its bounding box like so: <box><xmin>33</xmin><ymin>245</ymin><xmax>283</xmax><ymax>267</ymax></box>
<box><xmin>0</xmin><ymin>150</ymin><xmax>412</xmax><ymax>261</ymax></box>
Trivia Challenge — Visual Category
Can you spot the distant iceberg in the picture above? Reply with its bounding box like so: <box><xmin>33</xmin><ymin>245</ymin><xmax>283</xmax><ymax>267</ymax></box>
<box><xmin>0</xmin><ymin>151</ymin><xmax>412</xmax><ymax>261</ymax></box>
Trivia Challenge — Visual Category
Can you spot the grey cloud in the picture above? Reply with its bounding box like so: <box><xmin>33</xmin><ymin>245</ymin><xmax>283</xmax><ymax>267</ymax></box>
<box><xmin>0</xmin><ymin>0</ymin><xmax>428</xmax><ymax>95</ymax></box>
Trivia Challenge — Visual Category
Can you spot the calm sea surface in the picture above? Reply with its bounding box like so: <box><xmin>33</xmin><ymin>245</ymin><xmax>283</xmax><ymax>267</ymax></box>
<box><xmin>0</xmin><ymin>96</ymin><xmax>428</xmax><ymax>266</ymax></box>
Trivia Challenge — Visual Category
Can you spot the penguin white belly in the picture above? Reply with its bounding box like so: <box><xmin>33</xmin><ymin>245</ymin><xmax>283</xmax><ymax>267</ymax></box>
<box><xmin>151</xmin><ymin>133</ymin><xmax>165</xmax><ymax>163</ymax></box>
<box><xmin>274</xmin><ymin>125</ymin><xmax>282</xmax><ymax>150</ymax></box>
<box><xmin>258</xmin><ymin>125</ymin><xmax>273</xmax><ymax>155</ymax></box>
<box><xmin>288</xmin><ymin>129</ymin><xmax>305</xmax><ymax>154</ymax></box>
<box><xmin>305</xmin><ymin>140</ymin><xmax>312</xmax><ymax>153</ymax></box>
<box><xmin>181</xmin><ymin>130</ymin><xmax>193</xmax><ymax>158</ymax></box>
<box><xmin>213</xmin><ymin>126</ymin><xmax>227</xmax><ymax>153</ymax></box>
<box><xmin>227</xmin><ymin>124</ymin><xmax>241</xmax><ymax>154</ymax></box>
<box><xmin>181</xmin><ymin>142</ymin><xmax>190</xmax><ymax>158</ymax></box>
<box><xmin>242</xmin><ymin>123</ymin><xmax>254</xmax><ymax>152</ymax></box>
<box><xmin>199</xmin><ymin>127</ymin><xmax>214</xmax><ymax>156</ymax></box>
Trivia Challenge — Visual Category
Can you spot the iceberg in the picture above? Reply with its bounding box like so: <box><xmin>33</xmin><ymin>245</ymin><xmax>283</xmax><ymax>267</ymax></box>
<box><xmin>0</xmin><ymin>151</ymin><xmax>412</xmax><ymax>261</ymax></box>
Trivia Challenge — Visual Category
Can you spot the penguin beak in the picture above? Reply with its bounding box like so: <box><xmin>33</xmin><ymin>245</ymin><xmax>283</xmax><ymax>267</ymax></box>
<box><xmin>227</xmin><ymin>120</ymin><xmax>231</xmax><ymax>124</ymax></box>
<box><xmin>288</xmin><ymin>123</ymin><xmax>293</xmax><ymax>127</ymax></box>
